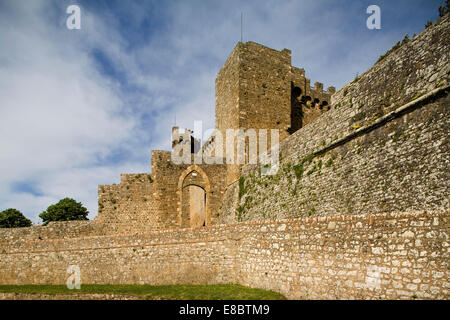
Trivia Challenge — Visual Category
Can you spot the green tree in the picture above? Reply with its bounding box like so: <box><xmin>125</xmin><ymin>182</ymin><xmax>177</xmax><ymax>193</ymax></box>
<box><xmin>39</xmin><ymin>198</ymin><xmax>89</xmax><ymax>225</ymax></box>
<box><xmin>0</xmin><ymin>208</ymin><xmax>32</xmax><ymax>228</ymax></box>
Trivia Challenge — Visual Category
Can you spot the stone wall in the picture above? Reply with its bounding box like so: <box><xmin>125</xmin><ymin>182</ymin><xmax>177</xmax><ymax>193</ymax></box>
<box><xmin>96</xmin><ymin>40</ymin><xmax>337</xmax><ymax>228</ymax></box>
<box><xmin>96</xmin><ymin>150</ymin><xmax>228</xmax><ymax>233</ymax></box>
<box><xmin>215</xmin><ymin>41</ymin><xmax>332</xmax><ymax>184</ymax></box>
<box><xmin>0</xmin><ymin>13</ymin><xmax>448</xmax><ymax>302</ymax></box>
<box><xmin>235</xmin><ymin>210</ymin><xmax>449</xmax><ymax>299</ymax></box>
<box><xmin>0</xmin><ymin>222</ymin><xmax>237</xmax><ymax>286</ymax></box>
<box><xmin>0</xmin><ymin>221</ymin><xmax>98</xmax><ymax>242</ymax></box>
<box><xmin>96</xmin><ymin>173</ymin><xmax>159</xmax><ymax>234</ymax></box>
<box><xmin>238</xmin><ymin>42</ymin><xmax>292</xmax><ymax>141</ymax></box>
<box><xmin>219</xmin><ymin>13</ymin><xmax>450</xmax><ymax>223</ymax></box>
<box><xmin>231</xmin><ymin>93</ymin><xmax>449</xmax><ymax>222</ymax></box>
<box><xmin>0</xmin><ymin>293</ymin><xmax>143</xmax><ymax>300</ymax></box>
<box><xmin>0</xmin><ymin>211</ymin><xmax>448</xmax><ymax>299</ymax></box>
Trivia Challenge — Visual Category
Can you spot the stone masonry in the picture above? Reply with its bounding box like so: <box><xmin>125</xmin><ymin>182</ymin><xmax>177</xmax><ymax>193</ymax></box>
<box><xmin>0</xmin><ymin>211</ymin><xmax>447</xmax><ymax>299</ymax></box>
<box><xmin>0</xmin><ymin>13</ymin><xmax>449</xmax><ymax>300</ymax></box>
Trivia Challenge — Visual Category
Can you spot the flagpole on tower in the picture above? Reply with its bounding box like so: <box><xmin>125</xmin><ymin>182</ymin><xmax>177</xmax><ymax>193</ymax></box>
<box><xmin>240</xmin><ymin>12</ymin><xmax>243</xmax><ymax>43</ymax></box>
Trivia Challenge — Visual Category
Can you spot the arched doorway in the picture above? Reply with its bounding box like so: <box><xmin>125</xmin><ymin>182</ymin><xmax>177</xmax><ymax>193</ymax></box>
<box><xmin>289</xmin><ymin>84</ymin><xmax>303</xmax><ymax>134</ymax></box>
<box><xmin>177</xmin><ymin>165</ymin><xmax>211</xmax><ymax>228</ymax></box>
<box><xmin>183</xmin><ymin>185</ymin><xmax>206</xmax><ymax>228</ymax></box>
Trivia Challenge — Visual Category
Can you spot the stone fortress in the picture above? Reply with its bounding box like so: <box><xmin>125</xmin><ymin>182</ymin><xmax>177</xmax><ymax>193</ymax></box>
<box><xmin>0</xmin><ymin>14</ymin><xmax>449</xmax><ymax>299</ymax></box>
<box><xmin>96</xmin><ymin>40</ymin><xmax>334</xmax><ymax>232</ymax></box>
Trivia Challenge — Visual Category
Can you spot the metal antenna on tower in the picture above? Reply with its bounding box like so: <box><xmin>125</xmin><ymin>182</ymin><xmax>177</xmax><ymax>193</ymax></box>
<box><xmin>240</xmin><ymin>12</ymin><xmax>243</xmax><ymax>43</ymax></box>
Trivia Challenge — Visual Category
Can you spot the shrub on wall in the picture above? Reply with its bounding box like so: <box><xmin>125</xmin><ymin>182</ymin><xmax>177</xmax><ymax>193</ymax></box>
<box><xmin>39</xmin><ymin>198</ymin><xmax>89</xmax><ymax>225</ymax></box>
<box><xmin>0</xmin><ymin>208</ymin><xmax>32</xmax><ymax>228</ymax></box>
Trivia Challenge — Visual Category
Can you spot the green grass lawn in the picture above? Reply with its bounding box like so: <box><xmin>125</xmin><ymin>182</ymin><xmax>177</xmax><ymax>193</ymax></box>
<box><xmin>0</xmin><ymin>284</ymin><xmax>286</xmax><ymax>300</ymax></box>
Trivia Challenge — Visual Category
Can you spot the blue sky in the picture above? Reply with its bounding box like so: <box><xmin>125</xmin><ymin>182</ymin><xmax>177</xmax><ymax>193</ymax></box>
<box><xmin>0</xmin><ymin>0</ymin><xmax>444</xmax><ymax>222</ymax></box>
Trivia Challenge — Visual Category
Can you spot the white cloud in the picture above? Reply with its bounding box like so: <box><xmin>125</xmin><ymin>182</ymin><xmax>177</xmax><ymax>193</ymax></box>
<box><xmin>0</xmin><ymin>1</ymin><xmax>141</xmax><ymax>222</ymax></box>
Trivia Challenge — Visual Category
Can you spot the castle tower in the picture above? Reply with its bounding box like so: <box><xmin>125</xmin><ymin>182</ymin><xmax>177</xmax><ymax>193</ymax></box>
<box><xmin>215</xmin><ymin>41</ymin><xmax>333</xmax><ymax>184</ymax></box>
<box><xmin>172</xmin><ymin>126</ymin><xmax>201</xmax><ymax>154</ymax></box>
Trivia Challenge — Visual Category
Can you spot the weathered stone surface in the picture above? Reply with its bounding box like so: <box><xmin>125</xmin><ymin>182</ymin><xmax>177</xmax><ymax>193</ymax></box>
<box><xmin>222</xmin><ymin>13</ymin><xmax>449</xmax><ymax>223</ymax></box>
<box><xmin>0</xmin><ymin>211</ymin><xmax>448</xmax><ymax>300</ymax></box>
<box><xmin>0</xmin><ymin>13</ymin><xmax>449</xmax><ymax>301</ymax></box>
<box><xmin>0</xmin><ymin>293</ymin><xmax>144</xmax><ymax>300</ymax></box>
<box><xmin>96</xmin><ymin>155</ymin><xmax>228</xmax><ymax>233</ymax></box>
